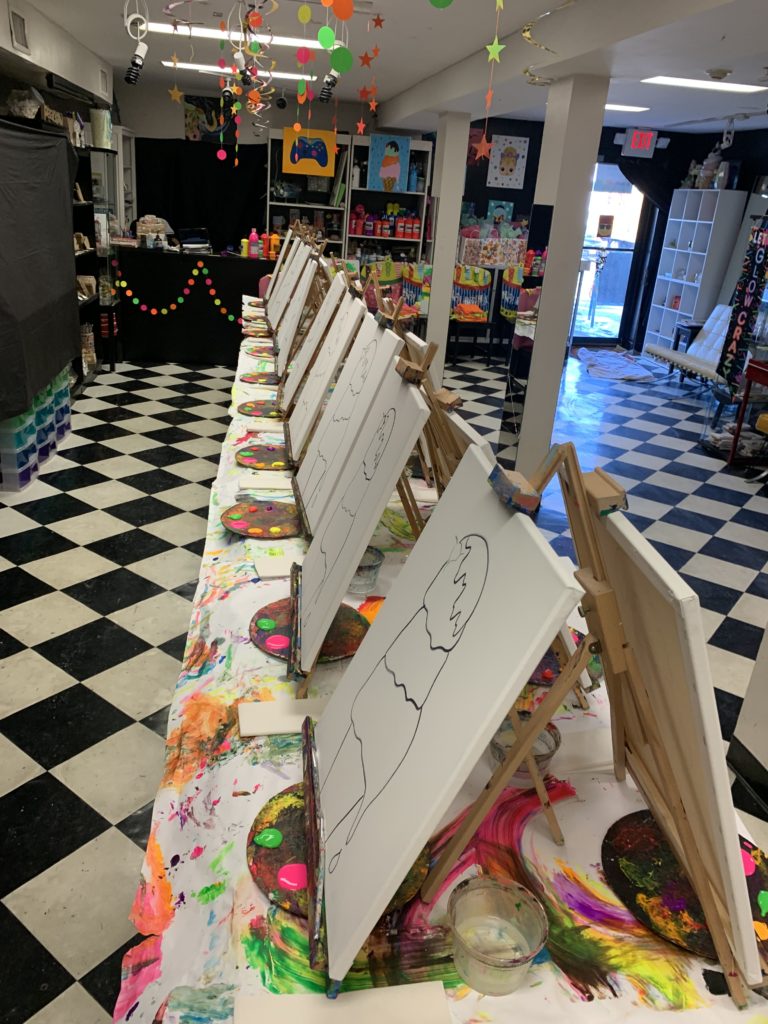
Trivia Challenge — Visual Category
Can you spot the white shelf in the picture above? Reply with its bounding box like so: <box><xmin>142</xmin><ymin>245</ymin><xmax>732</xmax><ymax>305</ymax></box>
<box><xmin>269</xmin><ymin>201</ymin><xmax>344</xmax><ymax>211</ymax></box>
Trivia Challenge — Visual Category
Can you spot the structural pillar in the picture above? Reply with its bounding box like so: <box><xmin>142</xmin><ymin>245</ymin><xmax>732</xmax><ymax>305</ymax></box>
<box><xmin>515</xmin><ymin>75</ymin><xmax>609</xmax><ymax>475</ymax></box>
<box><xmin>427</xmin><ymin>111</ymin><xmax>471</xmax><ymax>383</ymax></box>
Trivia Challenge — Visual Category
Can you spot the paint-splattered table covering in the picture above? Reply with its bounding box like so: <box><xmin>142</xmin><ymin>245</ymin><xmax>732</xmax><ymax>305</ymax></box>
<box><xmin>116</xmin><ymin>339</ymin><xmax>767</xmax><ymax>1023</ymax></box>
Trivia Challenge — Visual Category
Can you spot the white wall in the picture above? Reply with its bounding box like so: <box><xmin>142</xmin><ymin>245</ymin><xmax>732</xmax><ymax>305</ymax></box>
<box><xmin>115</xmin><ymin>79</ymin><xmax>360</xmax><ymax>141</ymax></box>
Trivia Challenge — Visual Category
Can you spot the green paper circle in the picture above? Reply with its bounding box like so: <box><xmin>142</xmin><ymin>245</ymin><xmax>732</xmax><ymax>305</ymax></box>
<box><xmin>330</xmin><ymin>46</ymin><xmax>353</xmax><ymax>74</ymax></box>
<box><xmin>297</xmin><ymin>79</ymin><xmax>306</xmax><ymax>96</ymax></box>
<box><xmin>233</xmin><ymin>101</ymin><xmax>241</xmax><ymax>111</ymax></box>
<box><xmin>178</xmin><ymin>297</ymin><xmax>184</xmax><ymax>303</ymax></box>
<box><xmin>220</xmin><ymin>39</ymin><xmax>226</xmax><ymax>49</ymax></box>
<box><xmin>249</xmin><ymin>40</ymin><xmax>261</xmax><ymax>54</ymax></box>
<box><xmin>202</xmin><ymin>267</ymin><xmax>209</xmax><ymax>274</ymax></box>
<box><xmin>318</xmin><ymin>25</ymin><xmax>335</xmax><ymax>49</ymax></box>
<box><xmin>132</xmin><ymin>297</ymin><xmax>139</xmax><ymax>305</ymax></box>
<box><xmin>228</xmin><ymin>314</ymin><xmax>235</xmax><ymax>321</ymax></box>
<box><xmin>429</xmin><ymin>0</ymin><xmax>454</xmax><ymax>6</ymax></box>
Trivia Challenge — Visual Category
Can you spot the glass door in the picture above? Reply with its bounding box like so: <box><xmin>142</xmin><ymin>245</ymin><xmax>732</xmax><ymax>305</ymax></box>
<box><xmin>569</xmin><ymin>163</ymin><xmax>644</xmax><ymax>344</ymax></box>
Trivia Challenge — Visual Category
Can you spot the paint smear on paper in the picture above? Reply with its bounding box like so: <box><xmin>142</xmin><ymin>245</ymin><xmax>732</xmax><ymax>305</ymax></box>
<box><xmin>193</xmin><ymin>880</ymin><xmax>227</xmax><ymax>904</ymax></box>
<box><xmin>113</xmin><ymin>935</ymin><xmax>164</xmax><ymax>1021</ymax></box>
<box><xmin>130</xmin><ymin>828</ymin><xmax>175</xmax><ymax>935</ymax></box>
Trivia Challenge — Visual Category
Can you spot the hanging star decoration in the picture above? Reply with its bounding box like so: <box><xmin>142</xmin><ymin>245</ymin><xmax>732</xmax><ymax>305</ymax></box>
<box><xmin>473</xmin><ymin>134</ymin><xmax>493</xmax><ymax>160</ymax></box>
<box><xmin>168</xmin><ymin>83</ymin><xmax>183</xmax><ymax>103</ymax></box>
<box><xmin>485</xmin><ymin>85</ymin><xmax>494</xmax><ymax>112</ymax></box>
<box><xmin>372</xmin><ymin>13</ymin><xmax>384</xmax><ymax>27</ymax></box>
<box><xmin>372</xmin><ymin>45</ymin><xmax>380</xmax><ymax>57</ymax></box>
<box><xmin>486</xmin><ymin>34</ymin><xmax>505</xmax><ymax>62</ymax></box>
<box><xmin>359</xmin><ymin>50</ymin><xmax>373</xmax><ymax>67</ymax></box>
<box><xmin>356</xmin><ymin>117</ymin><xmax>367</xmax><ymax>135</ymax></box>
<box><xmin>369</xmin><ymin>97</ymin><xmax>378</xmax><ymax>112</ymax></box>
<box><xmin>359</xmin><ymin>85</ymin><xmax>370</xmax><ymax>102</ymax></box>
<box><xmin>170</xmin><ymin>52</ymin><xmax>179</xmax><ymax>66</ymax></box>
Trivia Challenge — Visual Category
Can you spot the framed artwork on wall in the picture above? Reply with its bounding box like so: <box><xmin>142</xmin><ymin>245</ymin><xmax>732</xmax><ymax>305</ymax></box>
<box><xmin>367</xmin><ymin>134</ymin><xmax>411</xmax><ymax>193</ymax></box>
<box><xmin>486</xmin><ymin>134</ymin><xmax>529</xmax><ymax>190</ymax></box>
<box><xmin>282</xmin><ymin>128</ymin><xmax>336</xmax><ymax>177</ymax></box>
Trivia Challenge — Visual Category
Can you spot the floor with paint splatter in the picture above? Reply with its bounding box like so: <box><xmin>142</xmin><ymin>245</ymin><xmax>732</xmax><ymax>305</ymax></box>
<box><xmin>0</xmin><ymin>354</ymin><xmax>766</xmax><ymax>1022</ymax></box>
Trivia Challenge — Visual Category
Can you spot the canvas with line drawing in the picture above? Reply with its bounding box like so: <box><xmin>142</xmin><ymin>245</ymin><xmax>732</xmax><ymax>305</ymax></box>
<box><xmin>275</xmin><ymin>259</ymin><xmax>317</xmax><ymax>378</ymax></box>
<box><xmin>297</xmin><ymin>319</ymin><xmax>402</xmax><ymax>533</ymax></box>
<box><xmin>314</xmin><ymin>446</ymin><xmax>584</xmax><ymax>982</ymax></box>
<box><xmin>300</xmin><ymin>362</ymin><xmax>430</xmax><ymax>672</ymax></box>
<box><xmin>287</xmin><ymin>292</ymin><xmax>367</xmax><ymax>457</ymax></box>
<box><xmin>280</xmin><ymin>272</ymin><xmax>346</xmax><ymax>411</ymax></box>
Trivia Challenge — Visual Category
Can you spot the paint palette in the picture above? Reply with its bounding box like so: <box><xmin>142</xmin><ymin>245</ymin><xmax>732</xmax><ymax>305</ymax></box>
<box><xmin>236</xmin><ymin>442</ymin><xmax>290</xmax><ymax>471</ymax></box>
<box><xmin>238</xmin><ymin>399</ymin><xmax>281</xmax><ymax>419</ymax></box>
<box><xmin>220</xmin><ymin>500</ymin><xmax>300</xmax><ymax>539</ymax></box>
<box><xmin>247</xmin><ymin>782</ymin><xmax>429</xmax><ymax>918</ymax></box>
<box><xmin>240</xmin><ymin>371</ymin><xmax>280</xmax><ymax>386</ymax></box>
<box><xmin>249</xmin><ymin>597</ymin><xmax>370</xmax><ymax>662</ymax></box>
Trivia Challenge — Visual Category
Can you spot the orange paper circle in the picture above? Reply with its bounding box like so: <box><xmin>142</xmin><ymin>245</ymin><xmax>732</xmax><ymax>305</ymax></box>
<box><xmin>293</xmin><ymin>121</ymin><xmax>302</xmax><ymax>132</ymax></box>
<box><xmin>332</xmin><ymin>0</ymin><xmax>354</xmax><ymax>18</ymax></box>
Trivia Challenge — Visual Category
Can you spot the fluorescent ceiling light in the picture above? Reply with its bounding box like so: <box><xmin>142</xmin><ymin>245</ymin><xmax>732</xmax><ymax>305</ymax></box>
<box><xmin>161</xmin><ymin>60</ymin><xmax>316</xmax><ymax>81</ymax></box>
<box><xmin>642</xmin><ymin>75</ymin><xmax>767</xmax><ymax>93</ymax></box>
<box><xmin>605</xmin><ymin>103</ymin><xmax>649</xmax><ymax>112</ymax></box>
<box><xmin>149</xmin><ymin>21</ymin><xmax>323</xmax><ymax>49</ymax></box>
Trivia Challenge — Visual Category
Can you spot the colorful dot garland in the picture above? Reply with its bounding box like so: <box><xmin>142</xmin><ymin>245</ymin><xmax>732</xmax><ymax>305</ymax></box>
<box><xmin>110</xmin><ymin>259</ymin><xmax>243</xmax><ymax>323</ymax></box>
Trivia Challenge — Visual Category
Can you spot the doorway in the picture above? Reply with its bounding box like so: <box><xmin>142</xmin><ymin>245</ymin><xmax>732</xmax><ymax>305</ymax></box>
<box><xmin>569</xmin><ymin>163</ymin><xmax>644</xmax><ymax>345</ymax></box>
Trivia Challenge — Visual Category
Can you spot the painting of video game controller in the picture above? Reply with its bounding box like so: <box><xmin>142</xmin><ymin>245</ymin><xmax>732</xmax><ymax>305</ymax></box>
<box><xmin>283</xmin><ymin>128</ymin><xmax>336</xmax><ymax>177</ymax></box>
<box><xmin>290</xmin><ymin>136</ymin><xmax>329</xmax><ymax>167</ymax></box>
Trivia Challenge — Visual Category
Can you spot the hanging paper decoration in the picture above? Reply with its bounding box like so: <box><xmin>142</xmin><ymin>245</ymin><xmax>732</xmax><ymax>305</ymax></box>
<box><xmin>429</xmin><ymin>0</ymin><xmax>454</xmax><ymax>7</ymax></box>
<box><xmin>472</xmin><ymin>0</ymin><xmax>506</xmax><ymax>160</ymax></box>
<box><xmin>296</xmin><ymin>45</ymin><xmax>312</xmax><ymax>64</ymax></box>
<box><xmin>332</xmin><ymin>0</ymin><xmax>354</xmax><ymax>19</ymax></box>
<box><xmin>356</xmin><ymin>117</ymin><xmax>366</xmax><ymax>135</ymax></box>
<box><xmin>317</xmin><ymin>25</ymin><xmax>335</xmax><ymax>48</ymax></box>
<box><xmin>372</xmin><ymin>13</ymin><xmax>384</xmax><ymax>27</ymax></box>
<box><xmin>519</xmin><ymin>0</ymin><xmax>575</xmax><ymax>57</ymax></box>
<box><xmin>330</xmin><ymin>46</ymin><xmax>353</xmax><ymax>73</ymax></box>
<box><xmin>110</xmin><ymin>259</ymin><xmax>242</xmax><ymax>324</ymax></box>
<box><xmin>297</xmin><ymin>3</ymin><xmax>312</xmax><ymax>24</ymax></box>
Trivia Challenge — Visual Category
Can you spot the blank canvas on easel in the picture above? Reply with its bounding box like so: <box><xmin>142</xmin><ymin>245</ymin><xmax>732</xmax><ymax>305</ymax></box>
<box><xmin>594</xmin><ymin>510</ymin><xmax>761</xmax><ymax>986</ymax></box>
<box><xmin>314</xmin><ymin>446</ymin><xmax>583</xmax><ymax>982</ymax></box>
<box><xmin>296</xmin><ymin>319</ymin><xmax>401</xmax><ymax>532</ymax></box>
<box><xmin>269</xmin><ymin>241</ymin><xmax>312</xmax><ymax>333</ymax></box>
<box><xmin>300</xmin><ymin>361</ymin><xmax>430</xmax><ymax>671</ymax></box>
<box><xmin>275</xmin><ymin>259</ymin><xmax>318</xmax><ymax>378</ymax></box>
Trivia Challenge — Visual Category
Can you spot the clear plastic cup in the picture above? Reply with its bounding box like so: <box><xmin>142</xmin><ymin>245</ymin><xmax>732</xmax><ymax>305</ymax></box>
<box><xmin>448</xmin><ymin>878</ymin><xmax>548</xmax><ymax>995</ymax></box>
<box><xmin>348</xmin><ymin>545</ymin><xmax>384</xmax><ymax>594</ymax></box>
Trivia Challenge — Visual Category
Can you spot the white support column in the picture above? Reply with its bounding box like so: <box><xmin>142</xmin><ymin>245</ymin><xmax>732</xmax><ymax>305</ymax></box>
<box><xmin>427</xmin><ymin>111</ymin><xmax>471</xmax><ymax>383</ymax></box>
<box><xmin>515</xmin><ymin>75</ymin><xmax>609</xmax><ymax>476</ymax></box>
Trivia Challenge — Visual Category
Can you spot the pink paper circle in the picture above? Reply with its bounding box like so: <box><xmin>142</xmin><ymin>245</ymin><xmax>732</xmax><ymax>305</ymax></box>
<box><xmin>296</xmin><ymin>46</ymin><xmax>311</xmax><ymax>64</ymax></box>
<box><xmin>205</xmin><ymin>278</ymin><xmax>212</xmax><ymax>286</ymax></box>
<box><xmin>216</xmin><ymin>148</ymin><xmax>227</xmax><ymax>161</ymax></box>
<box><xmin>140</xmin><ymin>304</ymin><xmax>148</xmax><ymax>311</ymax></box>
<box><xmin>183</xmin><ymin>287</ymin><xmax>190</xmax><ymax>295</ymax></box>
<box><xmin>218</xmin><ymin>57</ymin><xmax>226</xmax><ymax>68</ymax></box>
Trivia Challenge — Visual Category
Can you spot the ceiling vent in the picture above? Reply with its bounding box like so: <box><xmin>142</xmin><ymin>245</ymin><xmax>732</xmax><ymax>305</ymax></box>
<box><xmin>9</xmin><ymin>5</ymin><xmax>31</xmax><ymax>55</ymax></box>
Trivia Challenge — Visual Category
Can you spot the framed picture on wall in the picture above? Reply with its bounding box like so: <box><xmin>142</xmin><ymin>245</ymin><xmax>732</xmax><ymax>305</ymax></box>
<box><xmin>486</xmin><ymin>134</ymin><xmax>529</xmax><ymax>190</ymax></box>
<box><xmin>282</xmin><ymin>128</ymin><xmax>336</xmax><ymax>177</ymax></box>
<box><xmin>368</xmin><ymin>133</ymin><xmax>411</xmax><ymax>193</ymax></box>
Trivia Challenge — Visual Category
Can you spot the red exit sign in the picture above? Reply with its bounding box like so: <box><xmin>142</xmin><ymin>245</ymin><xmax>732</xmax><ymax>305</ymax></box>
<box><xmin>621</xmin><ymin>128</ymin><xmax>658</xmax><ymax>158</ymax></box>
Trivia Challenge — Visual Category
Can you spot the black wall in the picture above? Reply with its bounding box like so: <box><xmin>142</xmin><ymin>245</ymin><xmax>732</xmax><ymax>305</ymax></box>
<box><xmin>136</xmin><ymin>138</ymin><xmax>269</xmax><ymax>252</ymax></box>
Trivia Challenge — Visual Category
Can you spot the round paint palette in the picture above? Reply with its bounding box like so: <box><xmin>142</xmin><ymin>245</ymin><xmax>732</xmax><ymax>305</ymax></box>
<box><xmin>250</xmin><ymin>597</ymin><xmax>370</xmax><ymax>662</ymax></box>
<box><xmin>243</xmin><ymin>345</ymin><xmax>274</xmax><ymax>358</ymax></box>
<box><xmin>240</xmin><ymin>371</ymin><xmax>280</xmax><ymax>386</ymax></box>
<box><xmin>238</xmin><ymin>399</ymin><xmax>281</xmax><ymax>419</ymax></box>
<box><xmin>247</xmin><ymin>782</ymin><xmax>430</xmax><ymax>918</ymax></box>
<box><xmin>220</xmin><ymin>500</ymin><xmax>300</xmax><ymax>539</ymax></box>
<box><xmin>235</xmin><ymin>443</ymin><xmax>289</xmax><ymax>470</ymax></box>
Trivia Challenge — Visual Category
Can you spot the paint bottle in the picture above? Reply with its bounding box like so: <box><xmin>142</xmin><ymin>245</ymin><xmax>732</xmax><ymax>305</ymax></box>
<box><xmin>351</xmin><ymin>161</ymin><xmax>361</xmax><ymax>188</ymax></box>
<box><xmin>269</xmin><ymin>232</ymin><xmax>280</xmax><ymax>258</ymax></box>
<box><xmin>248</xmin><ymin>227</ymin><xmax>259</xmax><ymax>259</ymax></box>
<box><xmin>240</xmin><ymin>238</ymin><xmax>249</xmax><ymax>258</ymax></box>
<box><xmin>413</xmin><ymin>215</ymin><xmax>421</xmax><ymax>238</ymax></box>
<box><xmin>408</xmin><ymin>161</ymin><xmax>418</xmax><ymax>192</ymax></box>
<box><xmin>364</xmin><ymin>214</ymin><xmax>374</xmax><ymax>237</ymax></box>
<box><xmin>261</xmin><ymin>230</ymin><xmax>269</xmax><ymax>258</ymax></box>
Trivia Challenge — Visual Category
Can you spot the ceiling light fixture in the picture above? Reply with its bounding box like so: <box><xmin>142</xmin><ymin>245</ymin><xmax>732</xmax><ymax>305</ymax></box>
<box><xmin>642</xmin><ymin>75</ymin><xmax>767</xmax><ymax>93</ymax></box>
<box><xmin>605</xmin><ymin>103</ymin><xmax>650</xmax><ymax>112</ymax></box>
<box><xmin>149</xmin><ymin>21</ymin><xmax>323</xmax><ymax>49</ymax></box>
<box><xmin>161</xmin><ymin>60</ymin><xmax>316</xmax><ymax>81</ymax></box>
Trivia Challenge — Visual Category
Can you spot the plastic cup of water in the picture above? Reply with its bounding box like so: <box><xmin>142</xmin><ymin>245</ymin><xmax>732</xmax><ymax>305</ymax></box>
<box><xmin>448</xmin><ymin>878</ymin><xmax>548</xmax><ymax>995</ymax></box>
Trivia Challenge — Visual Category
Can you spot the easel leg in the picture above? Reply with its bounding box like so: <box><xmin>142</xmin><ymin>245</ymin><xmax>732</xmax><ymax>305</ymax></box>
<box><xmin>508</xmin><ymin>706</ymin><xmax>564</xmax><ymax>845</ymax></box>
<box><xmin>421</xmin><ymin>640</ymin><xmax>592</xmax><ymax>903</ymax></box>
<box><xmin>396</xmin><ymin>473</ymin><xmax>424</xmax><ymax>538</ymax></box>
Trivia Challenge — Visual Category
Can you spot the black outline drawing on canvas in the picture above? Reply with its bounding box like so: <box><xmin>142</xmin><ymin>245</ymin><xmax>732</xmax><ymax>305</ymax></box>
<box><xmin>293</xmin><ymin>299</ymin><xmax>353</xmax><ymax>428</ymax></box>
<box><xmin>302</xmin><ymin>407</ymin><xmax>396</xmax><ymax>632</ymax></box>
<box><xmin>320</xmin><ymin>534</ymin><xmax>489</xmax><ymax>873</ymax></box>
<box><xmin>301</xmin><ymin>334</ymin><xmax>378</xmax><ymax>512</ymax></box>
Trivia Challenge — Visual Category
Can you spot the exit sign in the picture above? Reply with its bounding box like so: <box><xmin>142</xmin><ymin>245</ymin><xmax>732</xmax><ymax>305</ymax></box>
<box><xmin>621</xmin><ymin>128</ymin><xmax>658</xmax><ymax>158</ymax></box>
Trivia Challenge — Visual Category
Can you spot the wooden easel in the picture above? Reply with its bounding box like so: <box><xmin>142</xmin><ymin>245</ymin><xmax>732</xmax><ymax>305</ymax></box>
<box><xmin>551</xmin><ymin>443</ymin><xmax>756</xmax><ymax>1004</ymax></box>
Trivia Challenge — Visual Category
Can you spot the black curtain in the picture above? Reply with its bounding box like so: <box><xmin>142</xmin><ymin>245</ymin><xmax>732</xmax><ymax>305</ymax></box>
<box><xmin>136</xmin><ymin>139</ymin><xmax>268</xmax><ymax>252</ymax></box>
<box><xmin>0</xmin><ymin>120</ymin><xmax>79</xmax><ymax>417</ymax></box>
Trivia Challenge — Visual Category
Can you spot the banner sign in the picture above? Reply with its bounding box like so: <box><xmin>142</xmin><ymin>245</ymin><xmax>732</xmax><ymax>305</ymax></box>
<box><xmin>718</xmin><ymin>216</ymin><xmax>768</xmax><ymax>391</ymax></box>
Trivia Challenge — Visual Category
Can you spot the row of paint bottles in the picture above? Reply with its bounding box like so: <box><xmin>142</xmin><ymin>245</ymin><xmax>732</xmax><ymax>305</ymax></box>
<box><xmin>244</xmin><ymin>229</ymin><xmax>276</xmax><ymax>259</ymax></box>
<box><xmin>523</xmin><ymin>247</ymin><xmax>548</xmax><ymax>277</ymax></box>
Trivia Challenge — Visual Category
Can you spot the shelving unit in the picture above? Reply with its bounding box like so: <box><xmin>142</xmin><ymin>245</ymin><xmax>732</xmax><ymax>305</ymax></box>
<box><xmin>265</xmin><ymin>130</ymin><xmax>433</xmax><ymax>261</ymax></box>
<box><xmin>643</xmin><ymin>188</ymin><xmax>747</xmax><ymax>351</ymax></box>
<box><xmin>266</xmin><ymin>130</ymin><xmax>351</xmax><ymax>251</ymax></box>
<box><xmin>114</xmin><ymin>126</ymin><xmax>137</xmax><ymax>232</ymax></box>
<box><xmin>345</xmin><ymin>135</ymin><xmax>432</xmax><ymax>263</ymax></box>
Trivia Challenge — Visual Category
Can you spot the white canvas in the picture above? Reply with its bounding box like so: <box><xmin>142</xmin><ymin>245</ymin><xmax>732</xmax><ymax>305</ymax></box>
<box><xmin>300</xmin><ymin>361</ymin><xmax>430</xmax><ymax>672</ymax></box>
<box><xmin>314</xmin><ymin>446</ymin><xmax>583</xmax><ymax>983</ymax></box>
<box><xmin>297</xmin><ymin>320</ymin><xmax>401</xmax><ymax>534</ymax></box>
<box><xmin>276</xmin><ymin>258</ymin><xmax>317</xmax><ymax>377</ymax></box>
<box><xmin>287</xmin><ymin>294</ymin><xmax>367</xmax><ymax>459</ymax></box>
<box><xmin>280</xmin><ymin>272</ymin><xmax>346</xmax><ymax>412</ymax></box>
<box><xmin>264</xmin><ymin>226</ymin><xmax>293</xmax><ymax>302</ymax></box>
<box><xmin>598</xmin><ymin>511</ymin><xmax>761</xmax><ymax>986</ymax></box>
<box><xmin>263</xmin><ymin>235</ymin><xmax>300</xmax><ymax>317</ymax></box>
<box><xmin>269</xmin><ymin>241</ymin><xmax>312</xmax><ymax>333</ymax></box>
<box><xmin>234</xmin><ymin>981</ymin><xmax>450</xmax><ymax>1024</ymax></box>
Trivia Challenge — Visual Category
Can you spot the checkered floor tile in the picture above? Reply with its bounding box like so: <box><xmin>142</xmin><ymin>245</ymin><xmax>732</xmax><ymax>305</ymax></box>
<box><xmin>0</xmin><ymin>362</ymin><xmax>234</xmax><ymax>1024</ymax></box>
<box><xmin>448</xmin><ymin>354</ymin><xmax>768</xmax><ymax>838</ymax></box>
<box><xmin>2</xmin><ymin>354</ymin><xmax>767</xmax><ymax>1022</ymax></box>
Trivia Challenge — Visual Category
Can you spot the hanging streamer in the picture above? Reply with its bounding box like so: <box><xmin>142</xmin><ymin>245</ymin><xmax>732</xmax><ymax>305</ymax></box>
<box><xmin>110</xmin><ymin>259</ymin><xmax>243</xmax><ymax>324</ymax></box>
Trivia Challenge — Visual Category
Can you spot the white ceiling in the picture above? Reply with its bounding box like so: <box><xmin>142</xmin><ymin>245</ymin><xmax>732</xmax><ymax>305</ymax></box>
<box><xmin>28</xmin><ymin>0</ymin><xmax>768</xmax><ymax>134</ymax></box>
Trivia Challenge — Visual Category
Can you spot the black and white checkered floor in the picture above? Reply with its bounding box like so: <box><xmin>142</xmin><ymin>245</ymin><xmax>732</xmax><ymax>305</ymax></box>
<box><xmin>1</xmin><ymin>356</ymin><xmax>767</xmax><ymax>1022</ymax></box>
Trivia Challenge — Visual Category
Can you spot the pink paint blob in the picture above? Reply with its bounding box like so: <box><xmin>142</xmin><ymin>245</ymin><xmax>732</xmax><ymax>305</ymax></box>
<box><xmin>265</xmin><ymin>633</ymin><xmax>290</xmax><ymax>653</ymax></box>
<box><xmin>216</xmin><ymin>148</ymin><xmax>227</xmax><ymax>161</ymax></box>
<box><xmin>228</xmin><ymin>519</ymin><xmax>249</xmax><ymax>529</ymax></box>
<box><xmin>190</xmin><ymin>845</ymin><xmax>205</xmax><ymax>860</ymax></box>
<box><xmin>277</xmin><ymin>862</ymin><xmax>307</xmax><ymax>891</ymax></box>
<box><xmin>742</xmin><ymin>847</ymin><xmax>756</xmax><ymax>876</ymax></box>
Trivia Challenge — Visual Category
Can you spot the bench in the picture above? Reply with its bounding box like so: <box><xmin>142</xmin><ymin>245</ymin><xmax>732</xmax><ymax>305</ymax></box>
<box><xmin>644</xmin><ymin>304</ymin><xmax>731</xmax><ymax>385</ymax></box>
